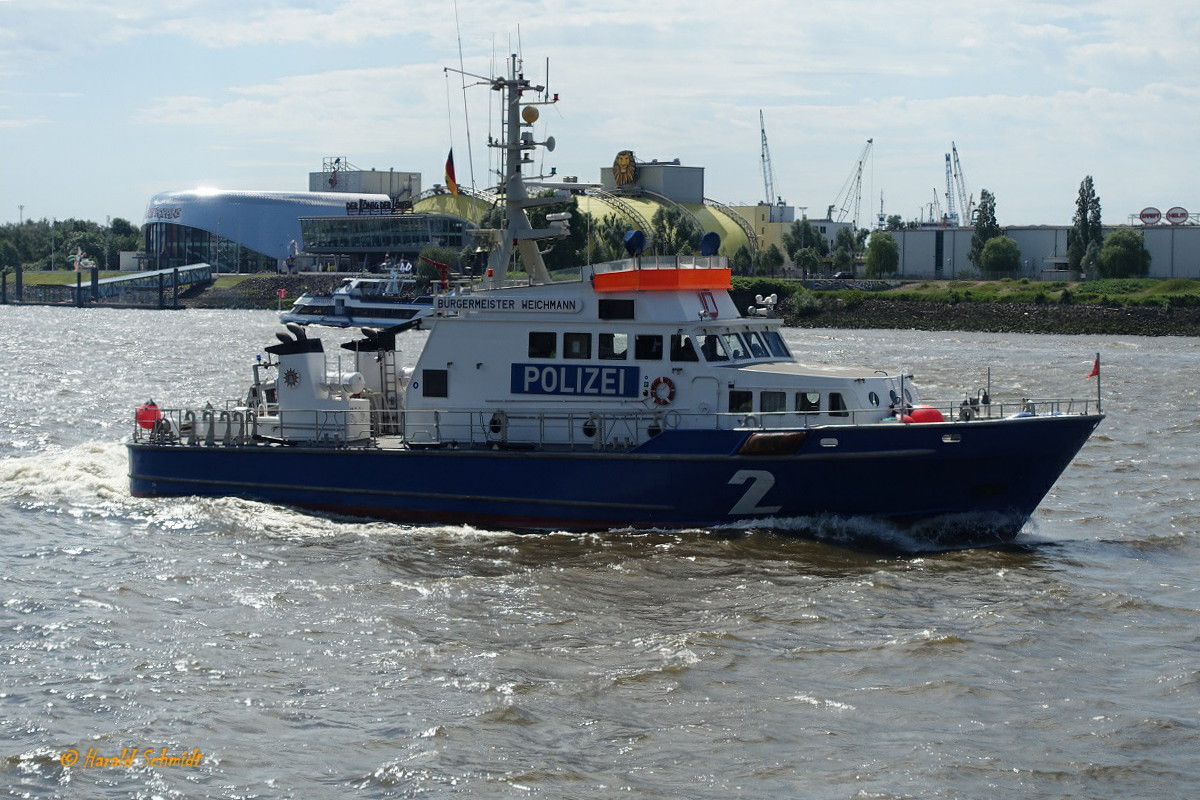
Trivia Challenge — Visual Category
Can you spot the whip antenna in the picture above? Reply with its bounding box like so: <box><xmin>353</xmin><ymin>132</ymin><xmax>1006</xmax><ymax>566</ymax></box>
<box><xmin>452</xmin><ymin>0</ymin><xmax>476</xmax><ymax>189</ymax></box>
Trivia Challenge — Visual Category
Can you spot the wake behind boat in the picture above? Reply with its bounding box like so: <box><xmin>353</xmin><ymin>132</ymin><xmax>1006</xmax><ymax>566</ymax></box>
<box><xmin>128</xmin><ymin>55</ymin><xmax>1103</xmax><ymax>549</ymax></box>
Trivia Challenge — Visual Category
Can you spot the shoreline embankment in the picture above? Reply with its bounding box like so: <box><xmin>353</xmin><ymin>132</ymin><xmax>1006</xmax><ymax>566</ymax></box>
<box><xmin>29</xmin><ymin>274</ymin><xmax>1198</xmax><ymax>337</ymax></box>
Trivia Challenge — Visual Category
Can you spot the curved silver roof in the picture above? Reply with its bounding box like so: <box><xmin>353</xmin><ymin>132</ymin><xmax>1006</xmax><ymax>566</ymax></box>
<box><xmin>144</xmin><ymin>189</ymin><xmax>391</xmax><ymax>260</ymax></box>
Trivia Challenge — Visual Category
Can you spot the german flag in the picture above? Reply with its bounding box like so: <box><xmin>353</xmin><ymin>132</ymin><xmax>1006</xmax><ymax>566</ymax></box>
<box><xmin>445</xmin><ymin>148</ymin><xmax>459</xmax><ymax>196</ymax></box>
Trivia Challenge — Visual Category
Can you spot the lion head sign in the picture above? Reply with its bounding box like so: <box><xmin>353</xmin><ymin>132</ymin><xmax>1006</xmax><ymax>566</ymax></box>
<box><xmin>612</xmin><ymin>150</ymin><xmax>637</xmax><ymax>186</ymax></box>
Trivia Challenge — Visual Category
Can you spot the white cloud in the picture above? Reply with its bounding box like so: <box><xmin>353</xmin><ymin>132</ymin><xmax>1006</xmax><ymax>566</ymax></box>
<box><xmin>3</xmin><ymin>0</ymin><xmax>1199</xmax><ymax>224</ymax></box>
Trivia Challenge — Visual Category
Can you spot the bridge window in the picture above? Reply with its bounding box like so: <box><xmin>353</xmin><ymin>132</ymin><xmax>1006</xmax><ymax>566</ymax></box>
<box><xmin>744</xmin><ymin>331</ymin><xmax>769</xmax><ymax>358</ymax></box>
<box><xmin>699</xmin><ymin>335</ymin><xmax>729</xmax><ymax>362</ymax></box>
<box><xmin>721</xmin><ymin>333</ymin><xmax>749</xmax><ymax>361</ymax></box>
<box><xmin>599</xmin><ymin>332</ymin><xmax>628</xmax><ymax>360</ymax></box>
<box><xmin>634</xmin><ymin>334</ymin><xmax>663</xmax><ymax>360</ymax></box>
<box><xmin>763</xmin><ymin>331</ymin><xmax>791</xmax><ymax>358</ymax></box>
<box><xmin>670</xmin><ymin>334</ymin><xmax>699</xmax><ymax>362</ymax></box>
<box><xmin>528</xmin><ymin>331</ymin><xmax>556</xmax><ymax>359</ymax></box>
<box><xmin>564</xmin><ymin>332</ymin><xmax>591</xmax><ymax>359</ymax></box>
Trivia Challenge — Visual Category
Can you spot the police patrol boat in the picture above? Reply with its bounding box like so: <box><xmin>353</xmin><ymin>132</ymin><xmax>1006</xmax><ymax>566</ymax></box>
<box><xmin>128</xmin><ymin>56</ymin><xmax>1103</xmax><ymax>547</ymax></box>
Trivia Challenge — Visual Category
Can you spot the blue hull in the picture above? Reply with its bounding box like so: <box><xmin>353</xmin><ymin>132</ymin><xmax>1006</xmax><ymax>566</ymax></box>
<box><xmin>129</xmin><ymin>414</ymin><xmax>1102</xmax><ymax>547</ymax></box>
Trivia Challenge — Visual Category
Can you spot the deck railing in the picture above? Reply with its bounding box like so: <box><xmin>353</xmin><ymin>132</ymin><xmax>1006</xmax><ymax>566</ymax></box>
<box><xmin>132</xmin><ymin>396</ymin><xmax>1100</xmax><ymax>451</ymax></box>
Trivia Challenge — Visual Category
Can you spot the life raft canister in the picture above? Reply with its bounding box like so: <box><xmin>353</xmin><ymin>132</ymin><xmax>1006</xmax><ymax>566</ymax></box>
<box><xmin>649</xmin><ymin>376</ymin><xmax>675</xmax><ymax>406</ymax></box>
<box><xmin>136</xmin><ymin>400</ymin><xmax>163</xmax><ymax>430</ymax></box>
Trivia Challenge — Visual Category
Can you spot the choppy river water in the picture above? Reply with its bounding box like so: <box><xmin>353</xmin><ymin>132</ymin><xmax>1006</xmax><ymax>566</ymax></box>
<box><xmin>2</xmin><ymin>307</ymin><xmax>1198</xmax><ymax>799</ymax></box>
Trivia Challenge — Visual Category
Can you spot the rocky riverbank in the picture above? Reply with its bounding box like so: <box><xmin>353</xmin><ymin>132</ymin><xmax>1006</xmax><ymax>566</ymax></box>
<box><xmin>785</xmin><ymin>297</ymin><xmax>1200</xmax><ymax>336</ymax></box>
<box><xmin>184</xmin><ymin>275</ymin><xmax>1200</xmax><ymax>336</ymax></box>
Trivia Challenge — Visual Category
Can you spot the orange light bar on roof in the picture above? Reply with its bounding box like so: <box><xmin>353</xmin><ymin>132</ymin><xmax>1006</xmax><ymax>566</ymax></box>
<box><xmin>593</xmin><ymin>267</ymin><xmax>731</xmax><ymax>293</ymax></box>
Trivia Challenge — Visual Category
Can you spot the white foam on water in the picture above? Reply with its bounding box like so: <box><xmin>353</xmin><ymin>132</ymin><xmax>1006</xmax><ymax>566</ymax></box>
<box><xmin>0</xmin><ymin>441</ymin><xmax>133</xmax><ymax>518</ymax></box>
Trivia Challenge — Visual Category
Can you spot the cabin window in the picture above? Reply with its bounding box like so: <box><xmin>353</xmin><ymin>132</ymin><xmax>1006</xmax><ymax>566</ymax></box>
<box><xmin>699</xmin><ymin>334</ymin><xmax>729</xmax><ymax>362</ymax></box>
<box><xmin>889</xmin><ymin>388</ymin><xmax>914</xmax><ymax>407</ymax></box>
<box><xmin>728</xmin><ymin>390</ymin><xmax>753</xmax><ymax>413</ymax></box>
<box><xmin>598</xmin><ymin>298</ymin><xmax>635</xmax><ymax>320</ymax></box>
<box><xmin>868</xmin><ymin>391</ymin><xmax>880</xmax><ymax>407</ymax></box>
<box><xmin>599</xmin><ymin>332</ymin><xmax>628</xmax><ymax>360</ymax></box>
<box><xmin>422</xmin><ymin>369</ymin><xmax>448</xmax><ymax>398</ymax></box>
<box><xmin>744</xmin><ymin>332</ymin><xmax>769</xmax><ymax>359</ymax></box>
<box><xmin>528</xmin><ymin>331</ymin><xmax>556</xmax><ymax>359</ymax></box>
<box><xmin>796</xmin><ymin>391</ymin><xmax>820</xmax><ymax>413</ymax></box>
<box><xmin>829</xmin><ymin>392</ymin><xmax>850</xmax><ymax>417</ymax></box>
<box><xmin>761</xmin><ymin>391</ymin><xmax>786</xmax><ymax>413</ymax></box>
<box><xmin>763</xmin><ymin>331</ymin><xmax>790</xmax><ymax>358</ymax></box>
<box><xmin>634</xmin><ymin>334</ymin><xmax>663</xmax><ymax>360</ymax></box>
<box><xmin>564</xmin><ymin>332</ymin><xmax>591</xmax><ymax>359</ymax></box>
<box><xmin>670</xmin><ymin>334</ymin><xmax>699</xmax><ymax>362</ymax></box>
<box><xmin>721</xmin><ymin>333</ymin><xmax>749</xmax><ymax>361</ymax></box>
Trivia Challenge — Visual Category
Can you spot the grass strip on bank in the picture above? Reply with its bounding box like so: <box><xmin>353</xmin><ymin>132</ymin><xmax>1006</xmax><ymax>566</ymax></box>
<box><xmin>881</xmin><ymin>277</ymin><xmax>1200</xmax><ymax>307</ymax></box>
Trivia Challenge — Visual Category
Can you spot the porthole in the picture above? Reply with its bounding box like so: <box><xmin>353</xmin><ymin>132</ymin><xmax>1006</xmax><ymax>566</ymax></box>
<box><xmin>868</xmin><ymin>391</ymin><xmax>880</xmax><ymax>407</ymax></box>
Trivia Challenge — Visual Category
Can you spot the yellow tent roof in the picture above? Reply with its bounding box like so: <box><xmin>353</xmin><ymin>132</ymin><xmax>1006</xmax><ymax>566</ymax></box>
<box><xmin>415</xmin><ymin>192</ymin><xmax>752</xmax><ymax>255</ymax></box>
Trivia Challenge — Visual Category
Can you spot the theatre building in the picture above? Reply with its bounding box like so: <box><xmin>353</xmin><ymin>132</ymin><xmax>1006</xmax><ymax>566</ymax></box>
<box><xmin>143</xmin><ymin>188</ymin><xmax>473</xmax><ymax>273</ymax></box>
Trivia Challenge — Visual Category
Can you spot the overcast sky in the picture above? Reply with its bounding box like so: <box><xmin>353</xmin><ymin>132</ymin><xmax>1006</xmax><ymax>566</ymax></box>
<box><xmin>2</xmin><ymin>0</ymin><xmax>1197</xmax><ymax>229</ymax></box>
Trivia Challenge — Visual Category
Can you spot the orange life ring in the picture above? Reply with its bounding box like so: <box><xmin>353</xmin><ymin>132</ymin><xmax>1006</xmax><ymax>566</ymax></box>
<box><xmin>649</xmin><ymin>376</ymin><xmax>675</xmax><ymax>406</ymax></box>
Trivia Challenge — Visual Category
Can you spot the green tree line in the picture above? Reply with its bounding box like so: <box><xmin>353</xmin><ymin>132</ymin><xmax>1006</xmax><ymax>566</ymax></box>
<box><xmin>0</xmin><ymin>218</ymin><xmax>142</xmax><ymax>272</ymax></box>
<box><xmin>963</xmin><ymin>176</ymin><xmax>1150</xmax><ymax>279</ymax></box>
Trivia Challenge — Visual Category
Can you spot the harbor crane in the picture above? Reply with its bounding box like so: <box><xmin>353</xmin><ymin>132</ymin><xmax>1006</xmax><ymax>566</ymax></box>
<box><xmin>759</xmin><ymin>110</ymin><xmax>779</xmax><ymax>204</ymax></box>
<box><xmin>950</xmin><ymin>142</ymin><xmax>974</xmax><ymax>224</ymax></box>
<box><xmin>944</xmin><ymin>153</ymin><xmax>959</xmax><ymax>226</ymax></box>
<box><xmin>830</xmin><ymin>138</ymin><xmax>872</xmax><ymax>228</ymax></box>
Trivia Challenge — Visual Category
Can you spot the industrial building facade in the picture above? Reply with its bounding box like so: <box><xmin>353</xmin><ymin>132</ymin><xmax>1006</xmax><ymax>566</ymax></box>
<box><xmin>141</xmin><ymin>158</ymin><xmax>1198</xmax><ymax>280</ymax></box>
<box><xmin>887</xmin><ymin>224</ymin><xmax>1200</xmax><ymax>280</ymax></box>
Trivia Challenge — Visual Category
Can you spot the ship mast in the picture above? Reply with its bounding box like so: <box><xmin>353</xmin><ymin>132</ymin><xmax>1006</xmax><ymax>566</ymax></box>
<box><xmin>484</xmin><ymin>54</ymin><xmax>564</xmax><ymax>286</ymax></box>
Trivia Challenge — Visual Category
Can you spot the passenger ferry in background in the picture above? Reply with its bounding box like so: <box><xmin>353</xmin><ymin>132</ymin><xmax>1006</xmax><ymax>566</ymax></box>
<box><xmin>280</xmin><ymin>267</ymin><xmax>438</xmax><ymax>329</ymax></box>
<box><xmin>127</xmin><ymin>55</ymin><xmax>1104</xmax><ymax>549</ymax></box>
